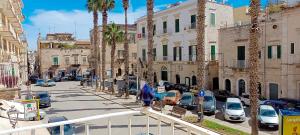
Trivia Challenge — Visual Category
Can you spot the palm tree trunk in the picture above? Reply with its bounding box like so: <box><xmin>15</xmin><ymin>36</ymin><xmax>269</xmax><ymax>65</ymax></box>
<box><xmin>249</xmin><ymin>0</ymin><xmax>260</xmax><ymax>134</ymax></box>
<box><xmin>111</xmin><ymin>41</ymin><xmax>116</xmax><ymax>95</ymax></box>
<box><xmin>93</xmin><ymin>9</ymin><xmax>99</xmax><ymax>91</ymax></box>
<box><xmin>146</xmin><ymin>0</ymin><xmax>154</xmax><ymax>86</ymax></box>
<box><xmin>196</xmin><ymin>0</ymin><xmax>205</xmax><ymax>90</ymax></box>
<box><xmin>101</xmin><ymin>6</ymin><xmax>108</xmax><ymax>91</ymax></box>
<box><xmin>124</xmin><ymin>7</ymin><xmax>129</xmax><ymax>98</ymax></box>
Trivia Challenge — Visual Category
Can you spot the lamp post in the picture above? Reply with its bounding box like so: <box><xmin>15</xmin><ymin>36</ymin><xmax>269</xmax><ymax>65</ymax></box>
<box><xmin>7</xmin><ymin>106</ymin><xmax>19</xmax><ymax>129</ymax></box>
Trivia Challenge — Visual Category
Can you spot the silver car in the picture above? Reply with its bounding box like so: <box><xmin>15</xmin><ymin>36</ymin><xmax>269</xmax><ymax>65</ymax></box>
<box><xmin>258</xmin><ymin>105</ymin><xmax>279</xmax><ymax>129</ymax></box>
<box><xmin>223</xmin><ymin>98</ymin><xmax>246</xmax><ymax>122</ymax></box>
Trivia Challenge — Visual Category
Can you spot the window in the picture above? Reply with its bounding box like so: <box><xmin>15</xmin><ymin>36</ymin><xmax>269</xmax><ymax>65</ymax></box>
<box><xmin>268</xmin><ymin>46</ymin><xmax>272</xmax><ymax>59</ymax></box>
<box><xmin>174</xmin><ymin>47</ymin><xmax>182</xmax><ymax>61</ymax></box>
<box><xmin>163</xmin><ymin>45</ymin><xmax>168</xmax><ymax>61</ymax></box>
<box><xmin>179</xmin><ymin>47</ymin><xmax>182</xmax><ymax>61</ymax></box>
<box><xmin>153</xmin><ymin>48</ymin><xmax>156</xmax><ymax>61</ymax></box>
<box><xmin>211</xmin><ymin>45</ymin><xmax>216</xmax><ymax>60</ymax></box>
<box><xmin>277</xmin><ymin>45</ymin><xmax>281</xmax><ymax>59</ymax></box>
<box><xmin>175</xmin><ymin>19</ymin><xmax>180</xmax><ymax>33</ymax></box>
<box><xmin>191</xmin><ymin>15</ymin><xmax>196</xmax><ymax>29</ymax></box>
<box><xmin>74</xmin><ymin>55</ymin><xmax>79</xmax><ymax>64</ymax></box>
<box><xmin>142</xmin><ymin>49</ymin><xmax>146</xmax><ymax>61</ymax></box>
<box><xmin>65</xmin><ymin>57</ymin><xmax>70</xmax><ymax>65</ymax></box>
<box><xmin>52</xmin><ymin>56</ymin><xmax>59</xmax><ymax>65</ymax></box>
<box><xmin>142</xmin><ymin>27</ymin><xmax>145</xmax><ymax>38</ymax></box>
<box><xmin>291</xmin><ymin>43</ymin><xmax>295</xmax><ymax>54</ymax></box>
<box><xmin>153</xmin><ymin>24</ymin><xmax>156</xmax><ymax>36</ymax></box>
<box><xmin>258</xmin><ymin>51</ymin><xmax>261</xmax><ymax>59</ymax></box>
<box><xmin>82</xmin><ymin>56</ymin><xmax>87</xmax><ymax>64</ymax></box>
<box><xmin>210</xmin><ymin>13</ymin><xmax>216</xmax><ymax>27</ymax></box>
<box><xmin>163</xmin><ymin>21</ymin><xmax>167</xmax><ymax>33</ymax></box>
<box><xmin>189</xmin><ymin>46</ymin><xmax>196</xmax><ymax>61</ymax></box>
<box><xmin>173</xmin><ymin>47</ymin><xmax>177</xmax><ymax>61</ymax></box>
<box><xmin>3</xmin><ymin>40</ymin><xmax>7</xmax><ymax>51</ymax></box>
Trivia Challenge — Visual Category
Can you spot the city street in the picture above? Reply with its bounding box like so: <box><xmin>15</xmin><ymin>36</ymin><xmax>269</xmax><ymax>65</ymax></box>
<box><xmin>30</xmin><ymin>81</ymin><xmax>187</xmax><ymax>135</ymax></box>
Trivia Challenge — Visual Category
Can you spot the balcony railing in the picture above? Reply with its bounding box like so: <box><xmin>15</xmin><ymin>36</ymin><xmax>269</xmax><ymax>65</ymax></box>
<box><xmin>0</xmin><ymin>109</ymin><xmax>219</xmax><ymax>135</ymax></box>
<box><xmin>226</xmin><ymin>59</ymin><xmax>249</xmax><ymax>69</ymax></box>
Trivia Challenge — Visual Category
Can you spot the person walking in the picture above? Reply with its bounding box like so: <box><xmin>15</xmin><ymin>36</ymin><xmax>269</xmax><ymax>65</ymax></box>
<box><xmin>140</xmin><ymin>82</ymin><xmax>154</xmax><ymax>108</ymax></box>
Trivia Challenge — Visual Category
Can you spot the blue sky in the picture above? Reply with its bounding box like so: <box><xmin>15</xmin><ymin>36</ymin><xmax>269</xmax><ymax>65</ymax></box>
<box><xmin>22</xmin><ymin>0</ymin><xmax>267</xmax><ymax>50</ymax></box>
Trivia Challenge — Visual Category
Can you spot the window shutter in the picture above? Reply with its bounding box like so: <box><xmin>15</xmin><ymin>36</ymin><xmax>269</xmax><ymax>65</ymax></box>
<box><xmin>175</xmin><ymin>19</ymin><xmax>180</xmax><ymax>32</ymax></box>
<box><xmin>268</xmin><ymin>46</ymin><xmax>272</xmax><ymax>59</ymax></box>
<box><xmin>277</xmin><ymin>45</ymin><xmax>281</xmax><ymax>59</ymax></box>
<box><xmin>173</xmin><ymin>47</ymin><xmax>177</xmax><ymax>61</ymax></box>
<box><xmin>163</xmin><ymin>45</ymin><xmax>168</xmax><ymax>57</ymax></box>
<box><xmin>179</xmin><ymin>47</ymin><xmax>182</xmax><ymax>61</ymax></box>
<box><xmin>291</xmin><ymin>43</ymin><xmax>295</xmax><ymax>54</ymax></box>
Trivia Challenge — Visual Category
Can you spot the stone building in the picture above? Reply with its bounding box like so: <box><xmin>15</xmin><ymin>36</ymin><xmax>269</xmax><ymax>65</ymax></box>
<box><xmin>90</xmin><ymin>24</ymin><xmax>138</xmax><ymax>80</ymax></box>
<box><xmin>37</xmin><ymin>33</ymin><xmax>91</xmax><ymax>79</ymax></box>
<box><xmin>219</xmin><ymin>5</ymin><xmax>300</xmax><ymax>100</ymax></box>
<box><xmin>136</xmin><ymin>0</ymin><xmax>233</xmax><ymax>89</ymax></box>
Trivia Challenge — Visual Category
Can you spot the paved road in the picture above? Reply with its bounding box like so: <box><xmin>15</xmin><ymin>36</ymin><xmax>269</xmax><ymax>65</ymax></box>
<box><xmin>30</xmin><ymin>81</ymin><xmax>187</xmax><ymax>135</ymax></box>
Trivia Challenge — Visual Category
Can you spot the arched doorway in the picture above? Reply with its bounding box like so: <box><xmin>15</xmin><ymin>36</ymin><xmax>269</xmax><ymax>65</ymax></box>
<box><xmin>154</xmin><ymin>72</ymin><xmax>157</xmax><ymax>83</ymax></box>
<box><xmin>161</xmin><ymin>66</ymin><xmax>168</xmax><ymax>81</ymax></box>
<box><xmin>225</xmin><ymin>79</ymin><xmax>231</xmax><ymax>92</ymax></box>
<box><xmin>176</xmin><ymin>74</ymin><xmax>180</xmax><ymax>84</ymax></box>
<box><xmin>117</xmin><ymin>68</ymin><xmax>122</xmax><ymax>76</ymax></box>
<box><xmin>213</xmin><ymin>77</ymin><xmax>219</xmax><ymax>90</ymax></box>
<box><xmin>192</xmin><ymin>76</ymin><xmax>197</xmax><ymax>86</ymax></box>
<box><xmin>238</xmin><ymin>79</ymin><xmax>246</xmax><ymax>96</ymax></box>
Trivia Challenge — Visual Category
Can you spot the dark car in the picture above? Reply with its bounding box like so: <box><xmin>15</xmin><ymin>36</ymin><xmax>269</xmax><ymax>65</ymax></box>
<box><xmin>213</xmin><ymin>90</ymin><xmax>239</xmax><ymax>102</ymax></box>
<box><xmin>128</xmin><ymin>82</ymin><xmax>139</xmax><ymax>95</ymax></box>
<box><xmin>262</xmin><ymin>100</ymin><xmax>289</xmax><ymax>113</ymax></box>
<box><xmin>29</xmin><ymin>75</ymin><xmax>39</xmax><ymax>84</ymax></box>
<box><xmin>35</xmin><ymin>91</ymin><xmax>51</xmax><ymax>107</ymax></box>
<box><xmin>75</xmin><ymin>76</ymin><xmax>83</xmax><ymax>81</ymax></box>
<box><xmin>279</xmin><ymin>98</ymin><xmax>300</xmax><ymax>110</ymax></box>
<box><xmin>53</xmin><ymin>76</ymin><xmax>61</xmax><ymax>82</ymax></box>
<box><xmin>48</xmin><ymin>116</ymin><xmax>75</xmax><ymax>135</ymax></box>
<box><xmin>203</xmin><ymin>91</ymin><xmax>217</xmax><ymax>114</ymax></box>
<box><xmin>160</xmin><ymin>81</ymin><xmax>175</xmax><ymax>91</ymax></box>
<box><xmin>174</xmin><ymin>84</ymin><xmax>190</xmax><ymax>93</ymax></box>
<box><xmin>179</xmin><ymin>92</ymin><xmax>197</xmax><ymax>110</ymax></box>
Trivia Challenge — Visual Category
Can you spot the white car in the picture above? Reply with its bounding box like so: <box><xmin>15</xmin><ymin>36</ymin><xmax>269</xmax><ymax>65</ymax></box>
<box><xmin>240</xmin><ymin>94</ymin><xmax>264</xmax><ymax>106</ymax></box>
<box><xmin>0</xmin><ymin>100</ymin><xmax>36</xmax><ymax>121</ymax></box>
<box><xmin>223</xmin><ymin>98</ymin><xmax>246</xmax><ymax>122</ymax></box>
<box><xmin>258</xmin><ymin>105</ymin><xmax>279</xmax><ymax>129</ymax></box>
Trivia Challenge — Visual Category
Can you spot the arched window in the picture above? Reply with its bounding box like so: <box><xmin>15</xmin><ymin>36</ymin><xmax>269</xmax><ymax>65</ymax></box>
<box><xmin>192</xmin><ymin>75</ymin><xmax>197</xmax><ymax>85</ymax></box>
<box><xmin>161</xmin><ymin>66</ymin><xmax>168</xmax><ymax>81</ymax></box>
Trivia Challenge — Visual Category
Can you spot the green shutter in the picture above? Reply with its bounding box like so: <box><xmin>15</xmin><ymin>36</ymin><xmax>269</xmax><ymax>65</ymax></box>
<box><xmin>268</xmin><ymin>46</ymin><xmax>272</xmax><ymax>59</ymax></box>
<box><xmin>210</xmin><ymin>13</ymin><xmax>216</xmax><ymax>26</ymax></box>
<box><xmin>173</xmin><ymin>47</ymin><xmax>177</xmax><ymax>61</ymax></box>
<box><xmin>163</xmin><ymin>45</ymin><xmax>168</xmax><ymax>56</ymax></box>
<box><xmin>175</xmin><ymin>19</ymin><xmax>180</xmax><ymax>32</ymax></box>
<box><xmin>277</xmin><ymin>45</ymin><xmax>281</xmax><ymax>59</ymax></box>
<box><xmin>211</xmin><ymin>45</ymin><xmax>216</xmax><ymax>60</ymax></box>
<box><xmin>189</xmin><ymin>46</ymin><xmax>192</xmax><ymax>61</ymax></box>
<box><xmin>163</xmin><ymin>21</ymin><xmax>167</xmax><ymax>33</ymax></box>
<box><xmin>179</xmin><ymin>47</ymin><xmax>182</xmax><ymax>61</ymax></box>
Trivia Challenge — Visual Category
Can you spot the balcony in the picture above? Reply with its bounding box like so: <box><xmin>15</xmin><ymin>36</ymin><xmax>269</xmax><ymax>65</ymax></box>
<box><xmin>227</xmin><ymin>59</ymin><xmax>249</xmax><ymax>70</ymax></box>
<box><xmin>0</xmin><ymin>23</ymin><xmax>17</xmax><ymax>40</ymax></box>
<box><xmin>0</xmin><ymin>109</ymin><xmax>219</xmax><ymax>135</ymax></box>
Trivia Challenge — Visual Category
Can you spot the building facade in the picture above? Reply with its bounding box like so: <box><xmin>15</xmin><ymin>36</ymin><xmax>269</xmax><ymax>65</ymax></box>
<box><xmin>219</xmin><ymin>6</ymin><xmax>300</xmax><ymax>100</ymax></box>
<box><xmin>90</xmin><ymin>24</ymin><xmax>138</xmax><ymax>80</ymax></box>
<box><xmin>136</xmin><ymin>0</ymin><xmax>233</xmax><ymax>89</ymax></box>
<box><xmin>37</xmin><ymin>33</ymin><xmax>91</xmax><ymax>79</ymax></box>
<box><xmin>0</xmin><ymin>0</ymin><xmax>27</xmax><ymax>90</ymax></box>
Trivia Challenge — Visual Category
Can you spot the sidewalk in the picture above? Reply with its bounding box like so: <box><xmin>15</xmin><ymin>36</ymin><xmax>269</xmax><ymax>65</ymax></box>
<box><xmin>0</xmin><ymin>117</ymin><xmax>50</xmax><ymax>135</ymax></box>
<box><xmin>81</xmin><ymin>86</ymin><xmax>272</xmax><ymax>135</ymax></box>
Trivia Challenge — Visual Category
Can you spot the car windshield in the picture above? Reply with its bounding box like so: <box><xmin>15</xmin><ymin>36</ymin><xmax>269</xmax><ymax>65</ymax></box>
<box><xmin>52</xmin><ymin>124</ymin><xmax>72</xmax><ymax>134</ymax></box>
<box><xmin>37</xmin><ymin>80</ymin><xmax>44</xmax><ymax>82</ymax></box>
<box><xmin>48</xmin><ymin>80</ymin><xmax>54</xmax><ymax>83</ymax></box>
<box><xmin>227</xmin><ymin>102</ymin><xmax>242</xmax><ymax>110</ymax></box>
<box><xmin>181</xmin><ymin>95</ymin><xmax>192</xmax><ymax>100</ymax></box>
<box><xmin>129</xmin><ymin>83</ymin><xmax>137</xmax><ymax>89</ymax></box>
<box><xmin>166</xmin><ymin>92</ymin><xmax>175</xmax><ymax>97</ymax></box>
<box><xmin>204</xmin><ymin>96</ymin><xmax>213</xmax><ymax>102</ymax></box>
<box><xmin>260</xmin><ymin>109</ymin><xmax>277</xmax><ymax>117</ymax></box>
<box><xmin>38</xmin><ymin>93</ymin><xmax>48</xmax><ymax>98</ymax></box>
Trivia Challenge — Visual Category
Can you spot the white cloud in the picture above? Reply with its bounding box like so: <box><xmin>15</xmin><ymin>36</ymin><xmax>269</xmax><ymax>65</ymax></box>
<box><xmin>24</xmin><ymin>4</ymin><xmax>167</xmax><ymax>50</ymax></box>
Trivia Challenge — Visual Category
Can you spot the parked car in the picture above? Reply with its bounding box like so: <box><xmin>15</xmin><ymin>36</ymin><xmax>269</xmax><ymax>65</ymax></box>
<box><xmin>128</xmin><ymin>82</ymin><xmax>138</xmax><ymax>95</ymax></box>
<box><xmin>223</xmin><ymin>98</ymin><xmax>246</xmax><ymax>122</ymax></box>
<box><xmin>46</xmin><ymin>80</ymin><xmax>56</xmax><ymax>87</ymax></box>
<box><xmin>29</xmin><ymin>75</ymin><xmax>39</xmax><ymax>84</ymax></box>
<box><xmin>203</xmin><ymin>91</ymin><xmax>217</xmax><ymax>114</ymax></box>
<box><xmin>53</xmin><ymin>76</ymin><xmax>61</xmax><ymax>82</ymax></box>
<box><xmin>163</xmin><ymin>90</ymin><xmax>181</xmax><ymax>105</ymax></box>
<box><xmin>257</xmin><ymin>105</ymin><xmax>279</xmax><ymax>129</ymax></box>
<box><xmin>179</xmin><ymin>92</ymin><xmax>197</xmax><ymax>110</ymax></box>
<box><xmin>35</xmin><ymin>91</ymin><xmax>51</xmax><ymax>107</ymax></box>
<box><xmin>261</xmin><ymin>100</ymin><xmax>289</xmax><ymax>113</ymax></box>
<box><xmin>278</xmin><ymin>98</ymin><xmax>300</xmax><ymax>110</ymax></box>
<box><xmin>159</xmin><ymin>81</ymin><xmax>175</xmax><ymax>91</ymax></box>
<box><xmin>36</xmin><ymin>79</ymin><xmax>45</xmax><ymax>86</ymax></box>
<box><xmin>47</xmin><ymin>116</ymin><xmax>75</xmax><ymax>135</ymax></box>
<box><xmin>174</xmin><ymin>84</ymin><xmax>190</xmax><ymax>93</ymax></box>
<box><xmin>240</xmin><ymin>93</ymin><xmax>265</xmax><ymax>106</ymax></box>
<box><xmin>214</xmin><ymin>90</ymin><xmax>239</xmax><ymax>102</ymax></box>
<box><xmin>75</xmin><ymin>76</ymin><xmax>83</xmax><ymax>81</ymax></box>
<box><xmin>61</xmin><ymin>76</ymin><xmax>69</xmax><ymax>81</ymax></box>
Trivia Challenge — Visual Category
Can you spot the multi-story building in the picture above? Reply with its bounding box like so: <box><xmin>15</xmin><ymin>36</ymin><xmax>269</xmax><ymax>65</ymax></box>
<box><xmin>219</xmin><ymin>5</ymin><xmax>300</xmax><ymax>100</ymax></box>
<box><xmin>0</xmin><ymin>0</ymin><xmax>27</xmax><ymax>100</ymax></box>
<box><xmin>27</xmin><ymin>50</ymin><xmax>37</xmax><ymax>76</ymax></box>
<box><xmin>37</xmin><ymin>33</ymin><xmax>91</xmax><ymax>79</ymax></box>
<box><xmin>136</xmin><ymin>0</ymin><xmax>233</xmax><ymax>89</ymax></box>
<box><xmin>90</xmin><ymin>24</ymin><xmax>138</xmax><ymax>79</ymax></box>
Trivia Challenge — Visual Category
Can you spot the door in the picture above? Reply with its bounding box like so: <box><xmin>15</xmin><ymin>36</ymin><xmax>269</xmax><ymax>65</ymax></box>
<box><xmin>225</xmin><ymin>79</ymin><xmax>231</xmax><ymax>92</ymax></box>
<box><xmin>176</xmin><ymin>74</ymin><xmax>180</xmax><ymax>84</ymax></box>
<box><xmin>213</xmin><ymin>77</ymin><xmax>219</xmax><ymax>90</ymax></box>
<box><xmin>269</xmin><ymin>83</ymin><xmax>279</xmax><ymax>100</ymax></box>
<box><xmin>238</xmin><ymin>79</ymin><xmax>246</xmax><ymax>96</ymax></box>
<box><xmin>161</xmin><ymin>66</ymin><xmax>168</xmax><ymax>81</ymax></box>
<box><xmin>185</xmin><ymin>77</ymin><xmax>191</xmax><ymax>86</ymax></box>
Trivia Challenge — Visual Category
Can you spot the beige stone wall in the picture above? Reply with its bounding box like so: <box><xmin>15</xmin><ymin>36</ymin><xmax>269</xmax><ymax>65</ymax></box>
<box><xmin>233</xmin><ymin>6</ymin><xmax>250</xmax><ymax>24</ymax></box>
<box><xmin>0</xmin><ymin>88</ymin><xmax>20</xmax><ymax>100</ymax></box>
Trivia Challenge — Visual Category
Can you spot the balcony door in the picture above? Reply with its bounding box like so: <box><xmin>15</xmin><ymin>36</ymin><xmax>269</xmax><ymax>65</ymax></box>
<box><xmin>237</xmin><ymin>46</ymin><xmax>245</xmax><ymax>68</ymax></box>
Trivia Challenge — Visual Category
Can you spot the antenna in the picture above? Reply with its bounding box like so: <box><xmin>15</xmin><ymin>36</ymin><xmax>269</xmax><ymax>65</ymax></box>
<box><xmin>74</xmin><ymin>22</ymin><xmax>77</xmax><ymax>39</ymax></box>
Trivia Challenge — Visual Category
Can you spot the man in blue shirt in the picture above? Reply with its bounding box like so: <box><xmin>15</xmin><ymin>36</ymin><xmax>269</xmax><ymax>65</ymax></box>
<box><xmin>140</xmin><ymin>83</ymin><xmax>154</xmax><ymax>107</ymax></box>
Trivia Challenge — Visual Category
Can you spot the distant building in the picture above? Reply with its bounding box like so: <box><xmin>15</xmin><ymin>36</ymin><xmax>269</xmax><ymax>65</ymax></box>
<box><xmin>37</xmin><ymin>33</ymin><xmax>91</xmax><ymax>79</ymax></box>
<box><xmin>136</xmin><ymin>0</ymin><xmax>233</xmax><ymax>89</ymax></box>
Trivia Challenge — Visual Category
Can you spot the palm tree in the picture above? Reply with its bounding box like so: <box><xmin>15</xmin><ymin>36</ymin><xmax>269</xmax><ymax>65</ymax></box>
<box><xmin>196</xmin><ymin>0</ymin><xmax>205</xmax><ymax>90</ymax></box>
<box><xmin>100</xmin><ymin>0</ymin><xmax>115</xmax><ymax>91</ymax></box>
<box><xmin>86</xmin><ymin>0</ymin><xmax>101</xmax><ymax>91</ymax></box>
<box><xmin>123</xmin><ymin>0</ymin><xmax>130</xmax><ymax>98</ymax></box>
<box><xmin>105</xmin><ymin>23</ymin><xmax>124</xmax><ymax>95</ymax></box>
<box><xmin>249</xmin><ymin>0</ymin><xmax>260</xmax><ymax>134</ymax></box>
<box><xmin>146</xmin><ymin>0</ymin><xmax>154</xmax><ymax>86</ymax></box>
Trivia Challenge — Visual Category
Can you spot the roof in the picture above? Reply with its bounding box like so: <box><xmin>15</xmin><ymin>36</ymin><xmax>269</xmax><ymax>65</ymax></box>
<box><xmin>260</xmin><ymin>105</ymin><xmax>275</xmax><ymax>110</ymax></box>
<box><xmin>48</xmin><ymin>116</ymin><xmax>67</xmax><ymax>123</ymax></box>
<box><xmin>226</xmin><ymin>98</ymin><xmax>241</xmax><ymax>103</ymax></box>
<box><xmin>75</xmin><ymin>40</ymin><xmax>91</xmax><ymax>45</ymax></box>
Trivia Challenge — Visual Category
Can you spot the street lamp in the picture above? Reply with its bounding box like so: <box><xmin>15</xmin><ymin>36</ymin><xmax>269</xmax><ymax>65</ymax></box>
<box><xmin>7</xmin><ymin>106</ymin><xmax>19</xmax><ymax>129</ymax></box>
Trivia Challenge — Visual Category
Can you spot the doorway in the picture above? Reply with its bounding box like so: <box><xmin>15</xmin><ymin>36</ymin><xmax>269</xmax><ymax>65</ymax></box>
<box><xmin>185</xmin><ymin>77</ymin><xmax>191</xmax><ymax>86</ymax></box>
<box><xmin>176</xmin><ymin>74</ymin><xmax>180</xmax><ymax>84</ymax></box>
<box><xmin>213</xmin><ymin>77</ymin><xmax>219</xmax><ymax>90</ymax></box>
<box><xmin>225</xmin><ymin>79</ymin><xmax>231</xmax><ymax>92</ymax></box>
<box><xmin>238</xmin><ymin>79</ymin><xmax>246</xmax><ymax>96</ymax></box>
<box><xmin>161</xmin><ymin>66</ymin><xmax>168</xmax><ymax>81</ymax></box>
<box><xmin>269</xmin><ymin>83</ymin><xmax>279</xmax><ymax>100</ymax></box>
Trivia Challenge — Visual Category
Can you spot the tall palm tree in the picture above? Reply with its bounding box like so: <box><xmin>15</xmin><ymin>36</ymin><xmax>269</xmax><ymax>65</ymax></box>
<box><xmin>100</xmin><ymin>0</ymin><xmax>115</xmax><ymax>91</ymax></box>
<box><xmin>196</xmin><ymin>0</ymin><xmax>205</xmax><ymax>90</ymax></box>
<box><xmin>105</xmin><ymin>23</ymin><xmax>124</xmax><ymax>95</ymax></box>
<box><xmin>123</xmin><ymin>0</ymin><xmax>130</xmax><ymax>98</ymax></box>
<box><xmin>146</xmin><ymin>0</ymin><xmax>154</xmax><ymax>86</ymax></box>
<box><xmin>86</xmin><ymin>0</ymin><xmax>101</xmax><ymax>90</ymax></box>
<box><xmin>249</xmin><ymin>0</ymin><xmax>260</xmax><ymax>134</ymax></box>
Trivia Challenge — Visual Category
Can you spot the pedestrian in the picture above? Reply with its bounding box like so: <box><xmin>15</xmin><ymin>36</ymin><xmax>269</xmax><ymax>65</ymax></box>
<box><xmin>140</xmin><ymin>82</ymin><xmax>154</xmax><ymax>108</ymax></box>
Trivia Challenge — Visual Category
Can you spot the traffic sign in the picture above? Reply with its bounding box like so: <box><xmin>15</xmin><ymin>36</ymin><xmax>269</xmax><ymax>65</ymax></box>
<box><xmin>198</xmin><ymin>90</ymin><xmax>205</xmax><ymax>97</ymax></box>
